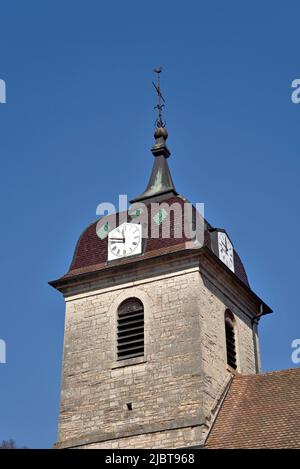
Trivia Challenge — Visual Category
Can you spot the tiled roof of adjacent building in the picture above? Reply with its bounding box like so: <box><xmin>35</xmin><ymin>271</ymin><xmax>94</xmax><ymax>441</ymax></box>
<box><xmin>59</xmin><ymin>195</ymin><xmax>250</xmax><ymax>287</ymax></box>
<box><xmin>205</xmin><ymin>367</ymin><xmax>300</xmax><ymax>449</ymax></box>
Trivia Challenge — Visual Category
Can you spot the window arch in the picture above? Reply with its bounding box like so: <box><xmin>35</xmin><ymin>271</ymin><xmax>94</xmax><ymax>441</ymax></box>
<box><xmin>117</xmin><ymin>298</ymin><xmax>144</xmax><ymax>361</ymax></box>
<box><xmin>225</xmin><ymin>310</ymin><xmax>237</xmax><ymax>369</ymax></box>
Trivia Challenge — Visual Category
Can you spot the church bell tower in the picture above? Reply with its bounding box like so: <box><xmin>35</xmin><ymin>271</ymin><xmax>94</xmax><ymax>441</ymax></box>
<box><xmin>50</xmin><ymin>70</ymin><xmax>271</xmax><ymax>449</ymax></box>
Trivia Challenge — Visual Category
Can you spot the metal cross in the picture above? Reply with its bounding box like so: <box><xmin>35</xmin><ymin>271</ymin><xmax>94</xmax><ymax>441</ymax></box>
<box><xmin>152</xmin><ymin>66</ymin><xmax>166</xmax><ymax>128</ymax></box>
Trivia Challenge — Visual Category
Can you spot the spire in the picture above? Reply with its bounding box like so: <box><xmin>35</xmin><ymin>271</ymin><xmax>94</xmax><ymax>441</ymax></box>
<box><xmin>130</xmin><ymin>68</ymin><xmax>177</xmax><ymax>204</ymax></box>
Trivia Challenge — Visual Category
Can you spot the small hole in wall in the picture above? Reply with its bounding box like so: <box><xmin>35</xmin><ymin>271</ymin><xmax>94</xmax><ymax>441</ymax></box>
<box><xmin>126</xmin><ymin>403</ymin><xmax>132</xmax><ymax>411</ymax></box>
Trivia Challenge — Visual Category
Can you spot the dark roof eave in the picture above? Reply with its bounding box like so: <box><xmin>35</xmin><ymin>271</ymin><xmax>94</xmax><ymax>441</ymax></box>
<box><xmin>48</xmin><ymin>245</ymin><xmax>200</xmax><ymax>292</ymax></box>
<box><xmin>130</xmin><ymin>188</ymin><xmax>178</xmax><ymax>204</ymax></box>
<box><xmin>49</xmin><ymin>245</ymin><xmax>273</xmax><ymax>317</ymax></box>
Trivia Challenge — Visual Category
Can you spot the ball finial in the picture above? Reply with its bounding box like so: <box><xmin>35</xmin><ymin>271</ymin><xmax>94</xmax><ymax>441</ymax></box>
<box><xmin>154</xmin><ymin>126</ymin><xmax>168</xmax><ymax>140</ymax></box>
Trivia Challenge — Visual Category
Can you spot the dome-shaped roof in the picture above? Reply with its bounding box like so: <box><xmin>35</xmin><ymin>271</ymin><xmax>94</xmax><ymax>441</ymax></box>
<box><xmin>63</xmin><ymin>195</ymin><xmax>249</xmax><ymax>287</ymax></box>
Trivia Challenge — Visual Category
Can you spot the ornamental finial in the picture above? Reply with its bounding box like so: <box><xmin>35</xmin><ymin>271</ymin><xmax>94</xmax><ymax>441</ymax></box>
<box><xmin>152</xmin><ymin>66</ymin><xmax>166</xmax><ymax>129</ymax></box>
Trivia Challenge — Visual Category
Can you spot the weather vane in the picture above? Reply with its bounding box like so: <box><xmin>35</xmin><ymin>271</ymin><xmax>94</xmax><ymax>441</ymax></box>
<box><xmin>152</xmin><ymin>66</ymin><xmax>166</xmax><ymax>128</ymax></box>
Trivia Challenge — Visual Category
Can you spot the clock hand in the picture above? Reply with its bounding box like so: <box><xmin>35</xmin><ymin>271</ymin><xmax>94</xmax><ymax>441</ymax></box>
<box><xmin>221</xmin><ymin>240</ymin><xmax>228</xmax><ymax>253</ymax></box>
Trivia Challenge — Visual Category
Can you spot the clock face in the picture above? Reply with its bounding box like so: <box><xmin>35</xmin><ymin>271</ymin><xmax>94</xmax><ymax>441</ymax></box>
<box><xmin>218</xmin><ymin>231</ymin><xmax>235</xmax><ymax>273</ymax></box>
<box><xmin>108</xmin><ymin>223</ymin><xmax>142</xmax><ymax>261</ymax></box>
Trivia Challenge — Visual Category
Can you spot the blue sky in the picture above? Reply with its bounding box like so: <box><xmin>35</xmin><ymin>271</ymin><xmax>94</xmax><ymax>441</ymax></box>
<box><xmin>0</xmin><ymin>0</ymin><xmax>299</xmax><ymax>448</ymax></box>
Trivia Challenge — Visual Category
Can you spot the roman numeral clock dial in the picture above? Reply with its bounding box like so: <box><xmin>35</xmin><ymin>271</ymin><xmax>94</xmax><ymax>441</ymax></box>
<box><xmin>108</xmin><ymin>223</ymin><xmax>142</xmax><ymax>261</ymax></box>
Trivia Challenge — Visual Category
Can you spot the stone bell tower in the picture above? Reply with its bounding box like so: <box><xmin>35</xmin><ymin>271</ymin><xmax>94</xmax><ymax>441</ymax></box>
<box><xmin>50</xmin><ymin>72</ymin><xmax>271</xmax><ymax>449</ymax></box>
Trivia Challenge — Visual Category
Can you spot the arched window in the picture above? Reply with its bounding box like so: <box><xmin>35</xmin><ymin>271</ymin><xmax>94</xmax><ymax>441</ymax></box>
<box><xmin>117</xmin><ymin>298</ymin><xmax>144</xmax><ymax>361</ymax></box>
<box><xmin>225</xmin><ymin>310</ymin><xmax>237</xmax><ymax>369</ymax></box>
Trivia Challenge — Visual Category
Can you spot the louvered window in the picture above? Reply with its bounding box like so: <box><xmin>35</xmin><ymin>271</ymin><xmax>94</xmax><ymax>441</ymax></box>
<box><xmin>117</xmin><ymin>298</ymin><xmax>144</xmax><ymax>361</ymax></box>
<box><xmin>225</xmin><ymin>311</ymin><xmax>237</xmax><ymax>370</ymax></box>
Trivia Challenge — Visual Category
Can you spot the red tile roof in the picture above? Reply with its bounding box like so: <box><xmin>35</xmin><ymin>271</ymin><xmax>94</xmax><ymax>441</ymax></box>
<box><xmin>205</xmin><ymin>368</ymin><xmax>300</xmax><ymax>449</ymax></box>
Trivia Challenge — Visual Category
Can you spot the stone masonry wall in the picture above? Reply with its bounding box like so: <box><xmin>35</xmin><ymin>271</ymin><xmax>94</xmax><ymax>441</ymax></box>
<box><xmin>80</xmin><ymin>426</ymin><xmax>205</xmax><ymax>449</ymax></box>
<box><xmin>197</xmin><ymin>264</ymin><xmax>258</xmax><ymax>419</ymax></box>
<box><xmin>57</xmin><ymin>261</ymin><xmax>259</xmax><ymax>448</ymax></box>
<box><xmin>57</xmin><ymin>268</ymin><xmax>205</xmax><ymax>448</ymax></box>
